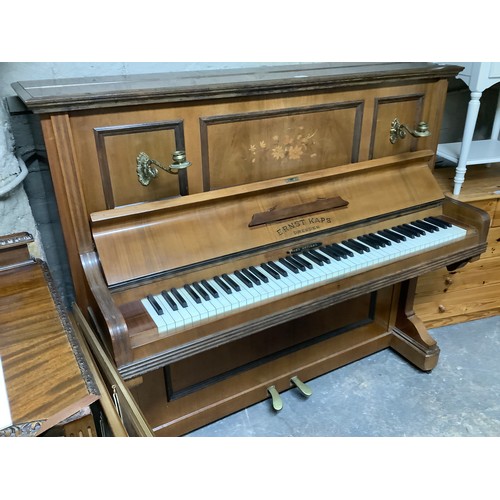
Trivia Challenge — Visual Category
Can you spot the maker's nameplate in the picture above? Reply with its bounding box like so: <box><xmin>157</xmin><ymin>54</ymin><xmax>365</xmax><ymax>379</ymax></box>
<box><xmin>275</xmin><ymin>216</ymin><xmax>332</xmax><ymax>237</ymax></box>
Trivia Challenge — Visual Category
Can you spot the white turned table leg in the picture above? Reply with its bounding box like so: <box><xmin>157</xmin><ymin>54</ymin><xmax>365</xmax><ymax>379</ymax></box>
<box><xmin>453</xmin><ymin>90</ymin><xmax>482</xmax><ymax>195</ymax></box>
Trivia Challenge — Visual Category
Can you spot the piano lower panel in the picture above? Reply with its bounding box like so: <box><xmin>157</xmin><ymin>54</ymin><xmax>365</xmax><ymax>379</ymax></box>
<box><xmin>129</xmin><ymin>286</ymin><xmax>397</xmax><ymax>436</ymax></box>
<box><xmin>165</xmin><ymin>293</ymin><xmax>376</xmax><ymax>399</ymax></box>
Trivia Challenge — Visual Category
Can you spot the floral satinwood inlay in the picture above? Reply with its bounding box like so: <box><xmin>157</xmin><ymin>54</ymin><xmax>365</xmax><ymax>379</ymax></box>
<box><xmin>249</xmin><ymin>127</ymin><xmax>318</xmax><ymax>164</ymax></box>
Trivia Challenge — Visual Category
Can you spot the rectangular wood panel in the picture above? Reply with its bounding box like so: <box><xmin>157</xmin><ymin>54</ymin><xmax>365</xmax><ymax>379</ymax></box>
<box><xmin>200</xmin><ymin>102</ymin><xmax>364</xmax><ymax>189</ymax></box>
<box><xmin>94</xmin><ymin>121</ymin><xmax>184</xmax><ymax>208</ymax></box>
<box><xmin>370</xmin><ymin>94</ymin><xmax>424</xmax><ymax>158</ymax></box>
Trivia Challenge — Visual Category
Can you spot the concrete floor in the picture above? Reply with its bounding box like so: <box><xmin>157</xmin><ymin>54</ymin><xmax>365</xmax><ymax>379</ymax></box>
<box><xmin>187</xmin><ymin>315</ymin><xmax>500</xmax><ymax>437</ymax></box>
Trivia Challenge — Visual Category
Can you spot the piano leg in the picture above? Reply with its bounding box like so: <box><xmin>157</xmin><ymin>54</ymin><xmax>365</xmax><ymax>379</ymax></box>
<box><xmin>390</xmin><ymin>278</ymin><xmax>440</xmax><ymax>371</ymax></box>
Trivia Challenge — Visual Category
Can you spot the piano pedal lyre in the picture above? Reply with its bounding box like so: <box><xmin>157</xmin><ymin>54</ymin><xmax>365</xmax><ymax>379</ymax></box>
<box><xmin>267</xmin><ymin>385</ymin><xmax>283</xmax><ymax>411</ymax></box>
<box><xmin>290</xmin><ymin>376</ymin><xmax>312</xmax><ymax>397</ymax></box>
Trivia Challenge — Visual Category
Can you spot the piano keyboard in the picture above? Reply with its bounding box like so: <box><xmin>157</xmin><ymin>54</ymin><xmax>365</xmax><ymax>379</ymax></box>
<box><xmin>141</xmin><ymin>217</ymin><xmax>467</xmax><ymax>335</ymax></box>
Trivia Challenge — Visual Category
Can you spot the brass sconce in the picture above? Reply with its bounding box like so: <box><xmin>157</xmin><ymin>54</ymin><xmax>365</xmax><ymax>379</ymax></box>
<box><xmin>136</xmin><ymin>150</ymin><xmax>192</xmax><ymax>186</ymax></box>
<box><xmin>390</xmin><ymin>119</ymin><xmax>431</xmax><ymax>144</ymax></box>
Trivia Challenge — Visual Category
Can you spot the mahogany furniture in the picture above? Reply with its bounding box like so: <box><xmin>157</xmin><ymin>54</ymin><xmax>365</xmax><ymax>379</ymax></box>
<box><xmin>12</xmin><ymin>63</ymin><xmax>490</xmax><ymax>436</ymax></box>
<box><xmin>0</xmin><ymin>232</ymin><xmax>99</xmax><ymax>436</ymax></box>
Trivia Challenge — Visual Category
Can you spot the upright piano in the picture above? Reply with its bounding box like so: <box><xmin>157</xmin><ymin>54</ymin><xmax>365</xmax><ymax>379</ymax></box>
<box><xmin>13</xmin><ymin>63</ymin><xmax>489</xmax><ymax>436</ymax></box>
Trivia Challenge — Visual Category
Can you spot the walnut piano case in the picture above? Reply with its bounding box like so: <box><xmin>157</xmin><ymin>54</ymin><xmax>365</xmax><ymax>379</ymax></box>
<box><xmin>12</xmin><ymin>63</ymin><xmax>489</xmax><ymax>436</ymax></box>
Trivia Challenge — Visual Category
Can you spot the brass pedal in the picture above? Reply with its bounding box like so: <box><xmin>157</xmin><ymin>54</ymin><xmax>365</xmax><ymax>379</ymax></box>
<box><xmin>267</xmin><ymin>385</ymin><xmax>283</xmax><ymax>411</ymax></box>
<box><xmin>290</xmin><ymin>376</ymin><xmax>312</xmax><ymax>397</ymax></box>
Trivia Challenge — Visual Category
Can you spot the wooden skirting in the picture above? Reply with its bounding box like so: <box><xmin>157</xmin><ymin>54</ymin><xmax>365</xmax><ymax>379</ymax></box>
<box><xmin>415</xmin><ymin>164</ymin><xmax>500</xmax><ymax>327</ymax></box>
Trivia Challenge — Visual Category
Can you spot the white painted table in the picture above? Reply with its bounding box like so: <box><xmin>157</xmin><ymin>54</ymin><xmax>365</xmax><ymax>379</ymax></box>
<box><xmin>437</xmin><ymin>62</ymin><xmax>500</xmax><ymax>195</ymax></box>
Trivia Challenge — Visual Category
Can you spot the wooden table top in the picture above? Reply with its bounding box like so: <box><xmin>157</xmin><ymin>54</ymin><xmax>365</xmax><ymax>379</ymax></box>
<box><xmin>0</xmin><ymin>261</ymin><xmax>98</xmax><ymax>436</ymax></box>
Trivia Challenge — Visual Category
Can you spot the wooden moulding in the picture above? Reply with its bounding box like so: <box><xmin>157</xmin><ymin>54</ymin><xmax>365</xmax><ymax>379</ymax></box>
<box><xmin>12</xmin><ymin>63</ymin><xmax>464</xmax><ymax>114</ymax></box>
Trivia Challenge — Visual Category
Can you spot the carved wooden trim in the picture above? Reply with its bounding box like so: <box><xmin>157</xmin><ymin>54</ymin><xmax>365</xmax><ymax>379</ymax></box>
<box><xmin>200</xmin><ymin>101</ymin><xmax>364</xmax><ymax>191</ymax></box>
<box><xmin>94</xmin><ymin>121</ymin><xmax>185</xmax><ymax>209</ymax></box>
<box><xmin>39</xmin><ymin>259</ymin><xmax>99</xmax><ymax>396</ymax></box>
<box><xmin>80</xmin><ymin>251</ymin><xmax>131</xmax><ymax>366</ymax></box>
<box><xmin>369</xmin><ymin>93</ymin><xmax>425</xmax><ymax>159</ymax></box>
<box><xmin>0</xmin><ymin>232</ymin><xmax>33</xmax><ymax>247</ymax></box>
<box><xmin>0</xmin><ymin>419</ymin><xmax>45</xmax><ymax>437</ymax></box>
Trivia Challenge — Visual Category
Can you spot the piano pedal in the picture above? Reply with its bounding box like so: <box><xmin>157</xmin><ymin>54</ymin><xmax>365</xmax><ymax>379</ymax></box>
<box><xmin>267</xmin><ymin>385</ymin><xmax>283</xmax><ymax>411</ymax></box>
<box><xmin>290</xmin><ymin>376</ymin><xmax>312</xmax><ymax>397</ymax></box>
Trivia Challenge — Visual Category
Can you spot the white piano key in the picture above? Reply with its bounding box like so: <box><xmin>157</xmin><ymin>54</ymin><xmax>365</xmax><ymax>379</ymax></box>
<box><xmin>154</xmin><ymin>294</ymin><xmax>186</xmax><ymax>331</ymax></box>
<box><xmin>141</xmin><ymin>297</ymin><xmax>168</xmax><ymax>334</ymax></box>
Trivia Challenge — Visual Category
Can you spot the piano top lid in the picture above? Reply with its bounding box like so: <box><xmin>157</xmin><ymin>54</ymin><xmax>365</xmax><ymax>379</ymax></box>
<box><xmin>90</xmin><ymin>151</ymin><xmax>443</xmax><ymax>288</ymax></box>
<box><xmin>11</xmin><ymin>62</ymin><xmax>463</xmax><ymax>113</ymax></box>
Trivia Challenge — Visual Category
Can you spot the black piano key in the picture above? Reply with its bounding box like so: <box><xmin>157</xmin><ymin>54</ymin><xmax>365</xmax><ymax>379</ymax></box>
<box><xmin>330</xmin><ymin>243</ymin><xmax>353</xmax><ymax>258</ymax></box>
<box><xmin>260</xmin><ymin>262</ymin><xmax>286</xmax><ymax>280</ymax></box>
<box><xmin>358</xmin><ymin>235</ymin><xmax>381</xmax><ymax>249</ymax></box>
<box><xmin>309</xmin><ymin>249</ymin><xmax>330</xmax><ymax>264</ymax></box>
<box><xmin>214</xmin><ymin>275</ymin><xmax>232</xmax><ymax>294</ymax></box>
<box><xmin>348</xmin><ymin>238</ymin><xmax>371</xmax><ymax>252</ymax></box>
<box><xmin>201</xmin><ymin>279</ymin><xmax>219</xmax><ymax>298</ymax></box>
<box><xmin>183</xmin><ymin>284</ymin><xmax>202</xmax><ymax>304</ymax></box>
<box><xmin>328</xmin><ymin>244</ymin><xmax>348</xmax><ymax>258</ymax></box>
<box><xmin>250</xmin><ymin>266</ymin><xmax>269</xmax><ymax>283</ymax></box>
<box><xmin>279</xmin><ymin>257</ymin><xmax>300</xmax><ymax>273</ymax></box>
<box><xmin>368</xmin><ymin>232</ymin><xmax>391</xmax><ymax>246</ymax></box>
<box><xmin>193</xmin><ymin>281</ymin><xmax>210</xmax><ymax>301</ymax></box>
<box><xmin>401</xmin><ymin>223</ymin><xmax>425</xmax><ymax>236</ymax></box>
<box><xmin>241</xmin><ymin>268</ymin><xmax>260</xmax><ymax>285</ymax></box>
<box><xmin>235</xmin><ymin>270</ymin><xmax>254</xmax><ymax>287</ymax></box>
<box><xmin>161</xmin><ymin>290</ymin><xmax>178</xmax><ymax>311</ymax></box>
<box><xmin>411</xmin><ymin>219</ymin><xmax>439</xmax><ymax>233</ymax></box>
<box><xmin>147</xmin><ymin>294</ymin><xmax>163</xmax><ymax>315</ymax></box>
<box><xmin>268</xmin><ymin>261</ymin><xmax>288</xmax><ymax>277</ymax></box>
<box><xmin>171</xmin><ymin>288</ymin><xmax>188</xmax><ymax>308</ymax></box>
<box><xmin>286</xmin><ymin>256</ymin><xmax>306</xmax><ymax>272</ymax></box>
<box><xmin>320</xmin><ymin>246</ymin><xmax>341</xmax><ymax>261</ymax></box>
<box><xmin>292</xmin><ymin>254</ymin><xmax>314</xmax><ymax>269</ymax></box>
<box><xmin>303</xmin><ymin>250</ymin><xmax>324</xmax><ymax>266</ymax></box>
<box><xmin>378</xmin><ymin>229</ymin><xmax>405</xmax><ymax>243</ymax></box>
<box><xmin>222</xmin><ymin>273</ymin><xmax>241</xmax><ymax>291</ymax></box>
<box><xmin>325</xmin><ymin>244</ymin><xmax>347</xmax><ymax>260</ymax></box>
<box><xmin>392</xmin><ymin>225</ymin><xmax>416</xmax><ymax>238</ymax></box>
<box><xmin>341</xmin><ymin>240</ymin><xmax>364</xmax><ymax>254</ymax></box>
<box><xmin>425</xmin><ymin>216</ymin><xmax>452</xmax><ymax>229</ymax></box>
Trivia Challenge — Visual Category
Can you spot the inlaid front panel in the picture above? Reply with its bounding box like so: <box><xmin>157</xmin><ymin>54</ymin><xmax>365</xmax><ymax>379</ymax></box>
<box><xmin>200</xmin><ymin>102</ymin><xmax>364</xmax><ymax>190</ymax></box>
<box><xmin>94</xmin><ymin>121</ymin><xmax>184</xmax><ymax>208</ymax></box>
<box><xmin>370</xmin><ymin>93</ymin><xmax>425</xmax><ymax>159</ymax></box>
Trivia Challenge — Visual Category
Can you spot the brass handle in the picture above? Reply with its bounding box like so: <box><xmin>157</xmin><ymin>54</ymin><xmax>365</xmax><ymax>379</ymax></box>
<box><xmin>136</xmin><ymin>150</ymin><xmax>191</xmax><ymax>186</ymax></box>
<box><xmin>390</xmin><ymin>119</ymin><xmax>431</xmax><ymax>144</ymax></box>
